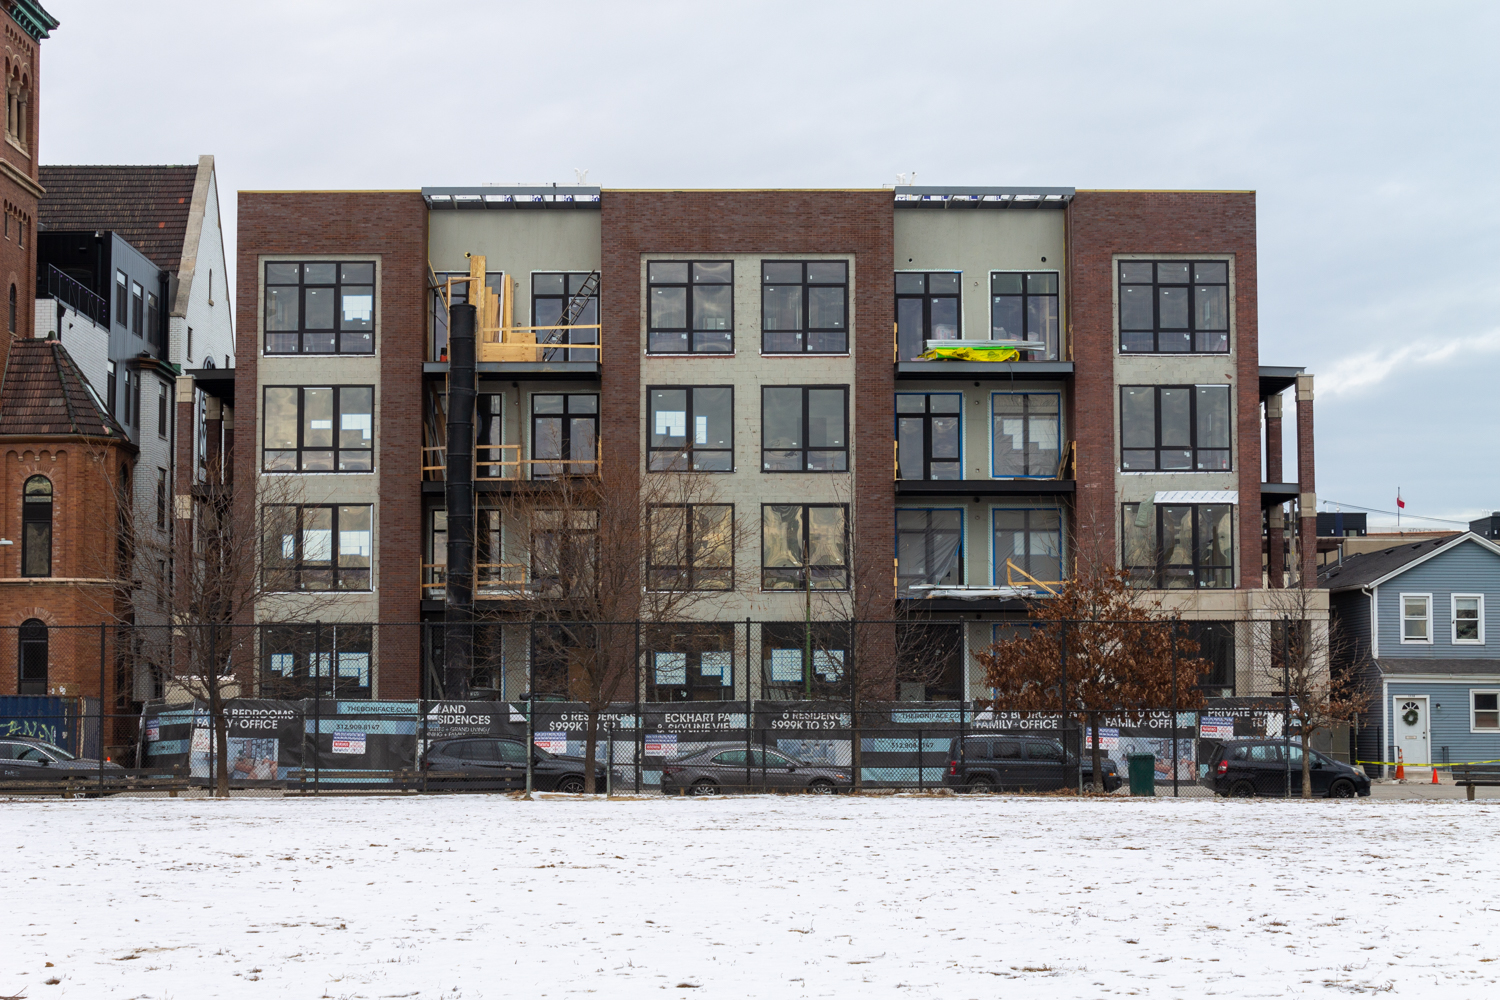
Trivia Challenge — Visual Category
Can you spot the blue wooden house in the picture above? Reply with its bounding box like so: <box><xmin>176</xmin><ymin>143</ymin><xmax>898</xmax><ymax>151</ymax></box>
<box><xmin>1322</xmin><ymin>532</ymin><xmax>1500</xmax><ymax>779</ymax></box>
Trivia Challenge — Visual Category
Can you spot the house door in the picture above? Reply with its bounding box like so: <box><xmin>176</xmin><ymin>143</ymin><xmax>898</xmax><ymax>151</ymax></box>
<box><xmin>1393</xmin><ymin>696</ymin><xmax>1430</xmax><ymax>772</ymax></box>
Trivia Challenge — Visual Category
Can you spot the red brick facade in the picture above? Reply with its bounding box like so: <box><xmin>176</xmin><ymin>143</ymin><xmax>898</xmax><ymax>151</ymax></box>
<box><xmin>234</xmin><ymin>191</ymin><xmax>429</xmax><ymax>695</ymax></box>
<box><xmin>0</xmin><ymin>12</ymin><xmax>40</xmax><ymax>378</ymax></box>
<box><xmin>1065</xmin><ymin>191</ymin><xmax>1262</xmax><ymax>587</ymax></box>
<box><xmin>599</xmin><ymin>190</ymin><xmax>896</xmax><ymax>614</ymax></box>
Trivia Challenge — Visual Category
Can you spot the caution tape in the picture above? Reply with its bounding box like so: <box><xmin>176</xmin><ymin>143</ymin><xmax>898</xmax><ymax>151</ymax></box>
<box><xmin>1354</xmin><ymin>758</ymin><xmax>1500</xmax><ymax>768</ymax></box>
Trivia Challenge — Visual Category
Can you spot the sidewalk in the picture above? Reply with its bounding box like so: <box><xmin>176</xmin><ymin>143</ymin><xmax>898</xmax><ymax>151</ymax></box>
<box><xmin>1370</xmin><ymin>775</ymin><xmax>1500</xmax><ymax>800</ymax></box>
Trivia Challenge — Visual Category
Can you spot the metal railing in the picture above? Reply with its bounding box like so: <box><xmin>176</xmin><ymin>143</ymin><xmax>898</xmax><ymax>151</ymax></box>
<box><xmin>421</xmin><ymin>444</ymin><xmax>601</xmax><ymax>482</ymax></box>
<box><xmin>38</xmin><ymin>264</ymin><xmax>109</xmax><ymax>328</ymax></box>
<box><xmin>420</xmin><ymin>562</ymin><xmax>531</xmax><ymax>600</ymax></box>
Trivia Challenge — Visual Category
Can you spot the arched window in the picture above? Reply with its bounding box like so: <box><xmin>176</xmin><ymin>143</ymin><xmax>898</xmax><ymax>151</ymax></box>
<box><xmin>18</xmin><ymin>619</ymin><xmax>46</xmax><ymax>695</ymax></box>
<box><xmin>21</xmin><ymin>475</ymin><xmax>51</xmax><ymax>577</ymax></box>
<box><xmin>7</xmin><ymin>283</ymin><xmax>15</xmax><ymax>333</ymax></box>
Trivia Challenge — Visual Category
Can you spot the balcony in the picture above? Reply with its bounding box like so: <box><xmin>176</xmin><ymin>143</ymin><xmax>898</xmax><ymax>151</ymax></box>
<box><xmin>893</xmin><ymin>441</ymin><xmax>1076</xmax><ymax>497</ymax></box>
<box><xmin>429</xmin><ymin>259</ymin><xmax>600</xmax><ymax>379</ymax></box>
<box><xmin>37</xmin><ymin>264</ymin><xmax>109</xmax><ymax>328</ymax></box>
<box><xmin>420</xmin><ymin>443</ymin><xmax>600</xmax><ymax>493</ymax></box>
<box><xmin>420</xmin><ymin>562</ymin><xmax>531</xmax><ymax>602</ymax></box>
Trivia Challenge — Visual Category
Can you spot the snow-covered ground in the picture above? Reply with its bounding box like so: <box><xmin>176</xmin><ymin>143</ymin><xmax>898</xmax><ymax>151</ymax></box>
<box><xmin>4</xmin><ymin>794</ymin><xmax>1498</xmax><ymax>998</ymax></box>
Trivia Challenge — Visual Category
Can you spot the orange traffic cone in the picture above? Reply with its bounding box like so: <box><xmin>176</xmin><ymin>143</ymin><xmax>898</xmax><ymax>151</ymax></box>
<box><xmin>1432</xmin><ymin>764</ymin><xmax>1441</xmax><ymax>785</ymax></box>
<box><xmin>1395</xmin><ymin>749</ymin><xmax>1405</xmax><ymax>781</ymax></box>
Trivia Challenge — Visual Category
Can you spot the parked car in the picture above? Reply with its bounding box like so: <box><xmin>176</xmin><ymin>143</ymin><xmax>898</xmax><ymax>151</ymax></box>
<box><xmin>0</xmin><ymin>737</ymin><xmax>125</xmax><ymax>780</ymax></box>
<box><xmin>661</xmin><ymin>743</ymin><xmax>852</xmax><ymax>795</ymax></box>
<box><xmin>1204</xmin><ymin>739</ymin><xmax>1370</xmax><ymax>798</ymax></box>
<box><xmin>421</xmin><ymin>737</ymin><xmax>612</xmax><ymax>793</ymax></box>
<box><xmin>943</xmin><ymin>735</ymin><xmax>1122</xmax><ymax>793</ymax></box>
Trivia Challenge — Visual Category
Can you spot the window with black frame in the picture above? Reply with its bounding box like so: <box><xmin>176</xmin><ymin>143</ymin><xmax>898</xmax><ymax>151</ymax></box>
<box><xmin>648</xmin><ymin>386</ymin><xmax>733</xmax><ymax>471</ymax></box>
<box><xmin>761</xmin><ymin>621</ymin><xmax>850</xmax><ymax>700</ymax></box>
<box><xmin>1122</xmin><ymin>502</ymin><xmax>1234</xmax><ymax>589</ymax></box>
<box><xmin>648</xmin><ymin>503</ymin><xmax>734</xmax><ymax>591</ymax></box>
<box><xmin>895</xmin><ymin>271</ymin><xmax>961</xmax><ymax>360</ymax></box>
<box><xmin>431</xmin><ymin>270</ymin><xmax>503</xmax><ymax>362</ymax></box>
<box><xmin>261</xmin><ymin>624</ymin><xmax>373</xmax><ymax>699</ymax></box>
<box><xmin>115</xmin><ymin>270</ymin><xmax>128</xmax><ymax>324</ymax></box>
<box><xmin>532</xmin><ymin>271</ymin><xmax>599</xmax><ymax>362</ymax></box>
<box><xmin>762</xmin><ymin>386</ymin><xmax>847</xmax><ymax>472</ymax></box>
<box><xmin>896</xmin><ymin>508</ymin><xmax>963</xmax><ymax>593</ymax></box>
<box><xmin>263</xmin><ymin>504</ymin><xmax>373</xmax><ymax>591</ymax></box>
<box><xmin>1118</xmin><ymin>260</ymin><xmax>1229</xmax><ymax>353</ymax></box>
<box><xmin>762</xmin><ymin>260</ymin><xmax>848</xmax><ymax>353</ymax></box>
<box><xmin>993</xmin><ymin>508</ymin><xmax>1063</xmax><ymax>586</ymax></box>
<box><xmin>264</xmin><ymin>261</ymin><xmax>375</xmax><ymax>354</ymax></box>
<box><xmin>531</xmin><ymin>394</ymin><xmax>598</xmax><ymax>478</ymax></box>
<box><xmin>131</xmin><ymin>281</ymin><xmax>143</xmax><ymax>336</ymax></box>
<box><xmin>262</xmin><ymin>386</ymin><xmax>374</xmax><ymax>472</ymax></box>
<box><xmin>896</xmin><ymin>393</ymin><xmax>961</xmax><ymax>480</ymax></box>
<box><xmin>1187</xmin><ymin>621</ymin><xmax>1236</xmax><ymax>695</ymax></box>
<box><xmin>644</xmin><ymin>624</ymin><xmax>736</xmax><ymax>701</ymax></box>
<box><xmin>761</xmin><ymin>504</ymin><xmax>848</xmax><ymax>591</ymax></box>
<box><xmin>647</xmin><ymin>261</ymin><xmax>733</xmax><ymax>353</ymax></box>
<box><xmin>990</xmin><ymin>272</ymin><xmax>1060</xmax><ymax>360</ymax></box>
<box><xmin>992</xmin><ymin>392</ymin><xmax>1061</xmax><ymax>478</ymax></box>
<box><xmin>1120</xmin><ymin>385</ymin><xmax>1230</xmax><ymax>471</ymax></box>
<box><xmin>530</xmin><ymin>509</ymin><xmax>598</xmax><ymax>597</ymax></box>
<box><xmin>17</xmin><ymin>619</ymin><xmax>46</xmax><ymax>695</ymax></box>
<box><xmin>21</xmin><ymin>475</ymin><xmax>51</xmax><ymax>577</ymax></box>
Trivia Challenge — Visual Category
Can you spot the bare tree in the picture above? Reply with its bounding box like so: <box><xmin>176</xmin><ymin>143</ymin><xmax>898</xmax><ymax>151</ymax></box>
<box><xmin>1251</xmin><ymin>586</ymin><xmax>1372</xmax><ymax>798</ymax></box>
<box><xmin>492</xmin><ymin>468</ymin><xmax>734</xmax><ymax>792</ymax></box>
<box><xmin>85</xmin><ymin>448</ymin><xmax>344</xmax><ymax>795</ymax></box>
<box><xmin>975</xmin><ymin>560</ymin><xmax>1209</xmax><ymax>792</ymax></box>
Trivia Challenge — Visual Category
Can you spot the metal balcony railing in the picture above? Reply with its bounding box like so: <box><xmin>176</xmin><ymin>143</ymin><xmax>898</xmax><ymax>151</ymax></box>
<box><xmin>38</xmin><ymin>265</ymin><xmax>109</xmax><ymax>328</ymax></box>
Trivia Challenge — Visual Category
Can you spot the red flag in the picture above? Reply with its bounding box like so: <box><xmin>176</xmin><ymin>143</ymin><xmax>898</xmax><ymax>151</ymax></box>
<box><xmin>1397</xmin><ymin>493</ymin><xmax>1405</xmax><ymax>509</ymax></box>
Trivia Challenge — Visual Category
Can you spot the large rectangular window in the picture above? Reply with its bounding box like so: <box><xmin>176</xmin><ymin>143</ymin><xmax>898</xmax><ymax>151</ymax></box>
<box><xmin>647</xmin><ymin>503</ymin><xmax>734</xmax><ymax>591</ymax></box>
<box><xmin>648</xmin><ymin>386</ymin><xmax>733</xmax><ymax>471</ymax></box>
<box><xmin>896</xmin><ymin>508</ymin><xmax>963</xmax><ymax>593</ymax></box>
<box><xmin>1122</xmin><ymin>502</ymin><xmax>1233</xmax><ymax>589</ymax></box>
<box><xmin>115</xmin><ymin>270</ymin><xmax>128</xmax><ymax>324</ymax></box>
<box><xmin>530</xmin><ymin>509</ymin><xmax>598</xmax><ymax>597</ymax></box>
<box><xmin>761</xmin><ymin>504</ymin><xmax>848</xmax><ymax>591</ymax></box>
<box><xmin>262</xmin><ymin>624</ymin><xmax>373</xmax><ymax>700</ymax></box>
<box><xmin>761</xmin><ymin>622</ymin><xmax>849</xmax><ymax>701</ymax></box>
<box><xmin>131</xmin><ymin>281</ymin><xmax>144</xmax><ymax>336</ymax></box>
<box><xmin>762</xmin><ymin>260</ymin><xmax>848</xmax><ymax>354</ymax></box>
<box><xmin>1452</xmin><ymin>594</ymin><xmax>1484</xmax><ymax>644</ymax></box>
<box><xmin>264</xmin><ymin>261</ymin><xmax>375</xmax><ymax>354</ymax></box>
<box><xmin>1400</xmin><ymin>594</ymin><xmax>1432</xmax><ymax>643</ymax></box>
<box><xmin>993</xmin><ymin>508</ymin><xmax>1063</xmax><ymax>586</ymax></box>
<box><xmin>1118</xmin><ymin>260</ymin><xmax>1229</xmax><ymax>353</ymax></box>
<box><xmin>1472</xmin><ymin>691</ymin><xmax>1499</xmax><ymax>732</ymax></box>
<box><xmin>157</xmin><ymin>381</ymin><xmax>169</xmax><ymax>438</ymax></box>
<box><xmin>532</xmin><ymin>271</ymin><xmax>598</xmax><ymax>362</ymax></box>
<box><xmin>531</xmin><ymin>393</ymin><xmax>598</xmax><ymax>478</ymax></box>
<box><xmin>263</xmin><ymin>504</ymin><xmax>373</xmax><ymax>592</ymax></box>
<box><xmin>990</xmin><ymin>271</ymin><xmax>1060</xmax><ymax>360</ymax></box>
<box><xmin>647</xmin><ymin>261</ymin><xmax>732</xmax><ymax>354</ymax></box>
<box><xmin>896</xmin><ymin>393</ymin><xmax>961</xmax><ymax>480</ymax></box>
<box><xmin>992</xmin><ymin>392</ymin><xmax>1061</xmax><ymax>478</ymax></box>
<box><xmin>1120</xmin><ymin>385</ymin><xmax>1230</xmax><ymax>471</ymax></box>
<box><xmin>262</xmin><ymin>386</ymin><xmax>374</xmax><ymax>472</ymax></box>
<box><xmin>895</xmin><ymin>271</ymin><xmax>960</xmax><ymax>361</ymax></box>
<box><xmin>644</xmin><ymin>624</ymin><xmax>736</xmax><ymax>701</ymax></box>
<box><xmin>761</xmin><ymin>386</ymin><xmax>848</xmax><ymax>472</ymax></box>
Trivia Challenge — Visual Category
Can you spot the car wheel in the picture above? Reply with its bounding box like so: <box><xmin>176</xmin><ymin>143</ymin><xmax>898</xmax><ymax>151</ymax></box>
<box><xmin>967</xmin><ymin>776</ymin><xmax>994</xmax><ymax>794</ymax></box>
<box><xmin>1082</xmin><ymin>779</ymin><xmax>1096</xmax><ymax>793</ymax></box>
<box><xmin>689</xmin><ymin>779</ymin><xmax>720</xmax><ymax>796</ymax></box>
<box><xmin>555</xmin><ymin>775</ymin><xmax>586</xmax><ymax>794</ymax></box>
<box><xmin>1229</xmin><ymin>780</ymin><xmax>1256</xmax><ymax>798</ymax></box>
<box><xmin>808</xmin><ymin>779</ymin><xmax>835</xmax><ymax>795</ymax></box>
<box><xmin>1328</xmin><ymin>779</ymin><xmax>1356</xmax><ymax>799</ymax></box>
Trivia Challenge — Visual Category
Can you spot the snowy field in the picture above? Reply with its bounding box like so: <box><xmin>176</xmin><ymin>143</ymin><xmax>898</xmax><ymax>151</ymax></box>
<box><xmin>4</xmin><ymin>794</ymin><xmax>1498</xmax><ymax>999</ymax></box>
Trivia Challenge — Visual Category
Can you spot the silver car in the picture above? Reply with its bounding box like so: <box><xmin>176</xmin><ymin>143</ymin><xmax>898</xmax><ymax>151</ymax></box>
<box><xmin>660</xmin><ymin>742</ymin><xmax>852</xmax><ymax>795</ymax></box>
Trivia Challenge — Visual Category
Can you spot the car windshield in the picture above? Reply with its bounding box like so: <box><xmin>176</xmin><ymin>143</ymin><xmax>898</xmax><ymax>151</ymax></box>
<box><xmin>35</xmin><ymin>741</ymin><xmax>75</xmax><ymax>761</ymax></box>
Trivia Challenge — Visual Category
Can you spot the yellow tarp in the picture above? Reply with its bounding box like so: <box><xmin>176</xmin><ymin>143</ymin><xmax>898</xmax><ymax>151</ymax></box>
<box><xmin>917</xmin><ymin>346</ymin><xmax>1021</xmax><ymax>362</ymax></box>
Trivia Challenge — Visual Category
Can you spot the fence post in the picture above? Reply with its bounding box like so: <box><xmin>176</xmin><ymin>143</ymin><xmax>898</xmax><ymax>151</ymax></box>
<box><xmin>607</xmin><ymin>720</ymin><xmax>614</xmax><ymax>799</ymax></box>
<box><xmin>1282</xmin><ymin>616</ymin><xmax>1291</xmax><ymax>799</ymax></box>
<box><xmin>419</xmin><ymin>697</ymin><xmax>429</xmax><ymax>794</ymax></box>
<box><xmin>918</xmin><ymin>728</ymin><xmax>924</xmax><ymax>792</ymax></box>
<box><xmin>1061</xmin><ymin>619</ymin><xmax>1075</xmax><ymax>794</ymax></box>
<box><xmin>633</xmin><ymin>619</ymin><xmax>642</xmax><ymax>796</ymax></box>
<box><xmin>98</xmin><ymin>623</ymin><xmax>106</xmax><ymax>792</ymax></box>
<box><xmin>1171</xmin><ymin>622</ymin><xmax>1179</xmax><ymax>799</ymax></box>
<box><xmin>313</xmin><ymin>621</ymin><xmax>322</xmax><ymax>797</ymax></box>
<box><xmin>745</xmin><ymin>617</ymin><xmax>753</xmax><ymax>794</ymax></box>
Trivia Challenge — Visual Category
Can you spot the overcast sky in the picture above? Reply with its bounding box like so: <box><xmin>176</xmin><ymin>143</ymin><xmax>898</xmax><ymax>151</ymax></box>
<box><xmin>38</xmin><ymin>1</ymin><xmax>1500</xmax><ymax>530</ymax></box>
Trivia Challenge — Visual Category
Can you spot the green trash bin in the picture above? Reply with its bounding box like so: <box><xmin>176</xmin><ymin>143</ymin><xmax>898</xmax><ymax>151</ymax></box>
<box><xmin>1126</xmin><ymin>754</ymin><xmax>1156</xmax><ymax>797</ymax></box>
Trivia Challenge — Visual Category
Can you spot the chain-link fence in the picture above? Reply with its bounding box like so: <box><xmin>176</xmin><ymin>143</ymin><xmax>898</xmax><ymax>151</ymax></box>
<box><xmin>0</xmin><ymin>616</ymin><xmax>1349</xmax><ymax>799</ymax></box>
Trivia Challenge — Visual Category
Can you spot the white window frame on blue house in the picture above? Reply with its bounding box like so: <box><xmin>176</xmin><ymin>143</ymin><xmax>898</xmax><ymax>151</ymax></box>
<box><xmin>1400</xmin><ymin>593</ymin><xmax>1433</xmax><ymax>644</ymax></box>
<box><xmin>1451</xmin><ymin>593</ymin><xmax>1485</xmax><ymax>645</ymax></box>
<box><xmin>1471</xmin><ymin>690</ymin><xmax>1499</xmax><ymax>732</ymax></box>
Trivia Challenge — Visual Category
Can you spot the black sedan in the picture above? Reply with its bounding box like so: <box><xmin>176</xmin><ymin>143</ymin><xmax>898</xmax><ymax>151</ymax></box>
<box><xmin>421</xmin><ymin>736</ymin><xmax>611</xmax><ymax>793</ymax></box>
<box><xmin>661</xmin><ymin>743</ymin><xmax>853</xmax><ymax>795</ymax></box>
<box><xmin>1204</xmin><ymin>739</ymin><xmax>1371</xmax><ymax>798</ymax></box>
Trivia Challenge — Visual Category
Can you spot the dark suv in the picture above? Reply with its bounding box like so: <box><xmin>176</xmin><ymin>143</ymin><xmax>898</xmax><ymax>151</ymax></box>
<box><xmin>421</xmin><ymin>737</ymin><xmax>612</xmax><ymax>793</ymax></box>
<box><xmin>943</xmin><ymin>735</ymin><xmax>1121</xmax><ymax>793</ymax></box>
<box><xmin>1205</xmin><ymin>740</ymin><xmax>1370</xmax><ymax>798</ymax></box>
